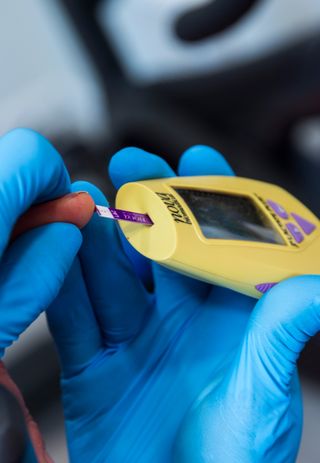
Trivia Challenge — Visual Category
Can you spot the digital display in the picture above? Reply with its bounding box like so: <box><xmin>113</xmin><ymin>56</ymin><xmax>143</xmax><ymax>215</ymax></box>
<box><xmin>174</xmin><ymin>188</ymin><xmax>285</xmax><ymax>245</ymax></box>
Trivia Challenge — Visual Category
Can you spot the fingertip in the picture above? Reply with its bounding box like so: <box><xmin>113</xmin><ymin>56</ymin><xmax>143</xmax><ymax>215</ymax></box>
<box><xmin>109</xmin><ymin>147</ymin><xmax>145</xmax><ymax>189</ymax></box>
<box><xmin>40</xmin><ymin>224</ymin><xmax>83</xmax><ymax>273</ymax></box>
<box><xmin>178</xmin><ymin>145</ymin><xmax>234</xmax><ymax>176</ymax></box>
<box><xmin>43</xmin><ymin>222</ymin><xmax>83</xmax><ymax>251</ymax></box>
<box><xmin>65</xmin><ymin>192</ymin><xmax>96</xmax><ymax>229</ymax></box>
<box><xmin>0</xmin><ymin>128</ymin><xmax>62</xmax><ymax>173</ymax></box>
<box><xmin>1</xmin><ymin>128</ymin><xmax>44</xmax><ymax>152</ymax></box>
<box><xmin>261</xmin><ymin>274</ymin><xmax>320</xmax><ymax>304</ymax></box>
<box><xmin>4</xmin><ymin>223</ymin><xmax>83</xmax><ymax>311</ymax></box>
<box><xmin>250</xmin><ymin>274</ymin><xmax>320</xmax><ymax>335</ymax></box>
<box><xmin>109</xmin><ymin>147</ymin><xmax>175</xmax><ymax>189</ymax></box>
<box><xmin>7</xmin><ymin>223</ymin><xmax>83</xmax><ymax>272</ymax></box>
<box><xmin>110</xmin><ymin>147</ymin><xmax>146</xmax><ymax>169</ymax></box>
<box><xmin>72</xmin><ymin>181</ymin><xmax>109</xmax><ymax>207</ymax></box>
<box><xmin>0</xmin><ymin>129</ymin><xmax>70</xmax><ymax>222</ymax></box>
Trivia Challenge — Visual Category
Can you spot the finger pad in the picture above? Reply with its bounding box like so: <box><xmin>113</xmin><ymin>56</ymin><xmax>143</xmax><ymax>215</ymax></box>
<box><xmin>178</xmin><ymin>145</ymin><xmax>234</xmax><ymax>176</ymax></box>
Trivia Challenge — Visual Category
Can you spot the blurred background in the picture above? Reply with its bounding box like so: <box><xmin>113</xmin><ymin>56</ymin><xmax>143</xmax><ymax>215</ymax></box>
<box><xmin>1</xmin><ymin>0</ymin><xmax>320</xmax><ymax>461</ymax></box>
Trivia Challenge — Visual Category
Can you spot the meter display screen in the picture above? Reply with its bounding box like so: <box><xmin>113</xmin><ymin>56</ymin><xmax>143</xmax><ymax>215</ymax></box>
<box><xmin>174</xmin><ymin>188</ymin><xmax>285</xmax><ymax>244</ymax></box>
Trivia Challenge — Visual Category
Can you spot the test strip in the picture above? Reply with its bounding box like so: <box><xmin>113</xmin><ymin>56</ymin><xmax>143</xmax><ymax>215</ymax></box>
<box><xmin>95</xmin><ymin>205</ymin><xmax>153</xmax><ymax>225</ymax></box>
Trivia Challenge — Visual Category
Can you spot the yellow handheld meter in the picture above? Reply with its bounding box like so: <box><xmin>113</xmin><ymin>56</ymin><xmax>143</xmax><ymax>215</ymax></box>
<box><xmin>115</xmin><ymin>176</ymin><xmax>319</xmax><ymax>298</ymax></box>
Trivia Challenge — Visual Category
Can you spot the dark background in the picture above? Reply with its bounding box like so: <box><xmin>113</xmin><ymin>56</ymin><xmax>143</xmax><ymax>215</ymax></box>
<box><xmin>1</xmin><ymin>1</ymin><xmax>320</xmax><ymax>460</ymax></box>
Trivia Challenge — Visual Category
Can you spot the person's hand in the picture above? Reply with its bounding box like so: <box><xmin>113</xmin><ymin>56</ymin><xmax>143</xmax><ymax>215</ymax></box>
<box><xmin>0</xmin><ymin>128</ymin><xmax>94</xmax><ymax>461</ymax></box>
<box><xmin>48</xmin><ymin>145</ymin><xmax>318</xmax><ymax>462</ymax></box>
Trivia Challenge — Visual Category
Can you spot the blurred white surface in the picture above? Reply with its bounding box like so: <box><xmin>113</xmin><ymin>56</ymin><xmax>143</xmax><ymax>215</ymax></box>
<box><xmin>292</xmin><ymin>117</ymin><xmax>320</xmax><ymax>162</ymax></box>
<box><xmin>0</xmin><ymin>0</ymin><xmax>109</xmax><ymax>145</ymax></box>
<box><xmin>3</xmin><ymin>313</ymin><xmax>48</xmax><ymax>367</ymax></box>
<box><xmin>99</xmin><ymin>0</ymin><xmax>320</xmax><ymax>82</ymax></box>
<box><xmin>40</xmin><ymin>399</ymin><xmax>68</xmax><ymax>463</ymax></box>
<box><xmin>298</xmin><ymin>377</ymin><xmax>320</xmax><ymax>463</ymax></box>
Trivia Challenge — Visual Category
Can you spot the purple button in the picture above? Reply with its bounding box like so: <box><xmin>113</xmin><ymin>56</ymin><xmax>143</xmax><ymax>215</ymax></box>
<box><xmin>286</xmin><ymin>222</ymin><xmax>304</xmax><ymax>243</ymax></box>
<box><xmin>267</xmin><ymin>200</ymin><xmax>289</xmax><ymax>219</ymax></box>
<box><xmin>291</xmin><ymin>213</ymin><xmax>316</xmax><ymax>235</ymax></box>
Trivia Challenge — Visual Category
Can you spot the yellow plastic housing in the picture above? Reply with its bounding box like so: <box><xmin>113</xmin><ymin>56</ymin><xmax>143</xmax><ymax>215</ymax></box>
<box><xmin>116</xmin><ymin>176</ymin><xmax>320</xmax><ymax>298</ymax></box>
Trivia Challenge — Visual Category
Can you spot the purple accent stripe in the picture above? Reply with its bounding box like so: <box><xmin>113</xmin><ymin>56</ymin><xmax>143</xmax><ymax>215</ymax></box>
<box><xmin>255</xmin><ymin>282</ymin><xmax>278</xmax><ymax>294</ymax></box>
<box><xmin>109</xmin><ymin>207</ymin><xmax>153</xmax><ymax>225</ymax></box>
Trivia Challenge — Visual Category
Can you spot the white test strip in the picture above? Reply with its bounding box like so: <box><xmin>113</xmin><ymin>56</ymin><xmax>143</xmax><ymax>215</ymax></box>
<box><xmin>95</xmin><ymin>205</ymin><xmax>114</xmax><ymax>219</ymax></box>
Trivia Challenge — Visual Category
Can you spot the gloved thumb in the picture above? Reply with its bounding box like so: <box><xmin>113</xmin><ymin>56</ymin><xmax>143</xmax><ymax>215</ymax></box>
<box><xmin>177</xmin><ymin>275</ymin><xmax>320</xmax><ymax>463</ymax></box>
<box><xmin>211</xmin><ymin>275</ymin><xmax>320</xmax><ymax>461</ymax></box>
<box><xmin>205</xmin><ymin>275</ymin><xmax>320</xmax><ymax>462</ymax></box>
<box><xmin>175</xmin><ymin>276</ymin><xmax>318</xmax><ymax>463</ymax></box>
<box><xmin>237</xmin><ymin>275</ymin><xmax>320</xmax><ymax>392</ymax></box>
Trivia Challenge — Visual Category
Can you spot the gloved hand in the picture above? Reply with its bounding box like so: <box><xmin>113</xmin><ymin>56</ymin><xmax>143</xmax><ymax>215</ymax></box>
<box><xmin>0</xmin><ymin>128</ymin><xmax>93</xmax><ymax>461</ymax></box>
<box><xmin>48</xmin><ymin>145</ymin><xmax>319</xmax><ymax>463</ymax></box>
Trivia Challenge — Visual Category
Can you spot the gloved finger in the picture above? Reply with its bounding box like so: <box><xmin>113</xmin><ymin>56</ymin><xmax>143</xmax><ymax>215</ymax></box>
<box><xmin>153</xmin><ymin>145</ymin><xmax>236</xmax><ymax>314</ymax></box>
<box><xmin>234</xmin><ymin>275</ymin><xmax>320</xmax><ymax>392</ymax></box>
<box><xmin>0</xmin><ymin>128</ymin><xmax>71</xmax><ymax>257</ymax></box>
<box><xmin>47</xmin><ymin>257</ymin><xmax>103</xmax><ymax>378</ymax></box>
<box><xmin>109</xmin><ymin>146</ymin><xmax>176</xmax><ymax>286</ymax></box>
<box><xmin>11</xmin><ymin>192</ymin><xmax>95</xmax><ymax>241</ymax></box>
<box><xmin>197</xmin><ymin>277</ymin><xmax>317</xmax><ymax>461</ymax></box>
<box><xmin>213</xmin><ymin>274</ymin><xmax>320</xmax><ymax>459</ymax></box>
<box><xmin>178</xmin><ymin>144</ymin><xmax>235</xmax><ymax>176</ymax></box>
<box><xmin>70</xmin><ymin>180</ymin><xmax>152</xmax><ymax>345</ymax></box>
<box><xmin>0</xmin><ymin>223</ymin><xmax>82</xmax><ymax>358</ymax></box>
<box><xmin>109</xmin><ymin>147</ymin><xmax>176</xmax><ymax>190</ymax></box>
<box><xmin>109</xmin><ymin>147</ymin><xmax>207</xmax><ymax>316</ymax></box>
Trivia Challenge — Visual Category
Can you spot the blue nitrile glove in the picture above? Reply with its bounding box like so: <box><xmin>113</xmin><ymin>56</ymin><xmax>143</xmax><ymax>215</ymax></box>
<box><xmin>48</xmin><ymin>145</ymin><xmax>319</xmax><ymax>463</ymax></box>
<box><xmin>0</xmin><ymin>128</ymin><xmax>82</xmax><ymax>357</ymax></box>
<box><xmin>0</xmin><ymin>128</ymin><xmax>83</xmax><ymax>461</ymax></box>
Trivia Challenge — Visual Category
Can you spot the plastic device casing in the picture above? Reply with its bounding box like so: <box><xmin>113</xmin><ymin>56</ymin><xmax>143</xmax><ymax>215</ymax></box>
<box><xmin>116</xmin><ymin>176</ymin><xmax>319</xmax><ymax>298</ymax></box>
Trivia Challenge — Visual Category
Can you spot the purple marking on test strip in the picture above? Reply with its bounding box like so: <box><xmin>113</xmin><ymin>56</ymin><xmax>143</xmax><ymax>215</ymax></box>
<box><xmin>109</xmin><ymin>207</ymin><xmax>153</xmax><ymax>225</ymax></box>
